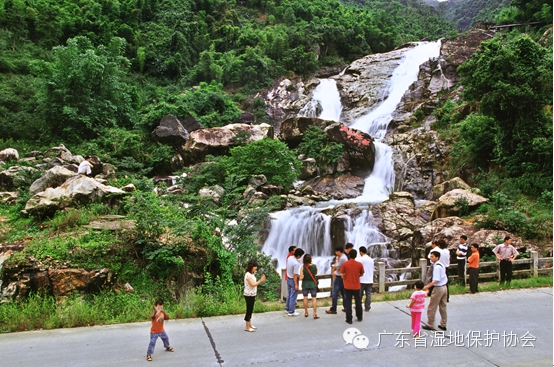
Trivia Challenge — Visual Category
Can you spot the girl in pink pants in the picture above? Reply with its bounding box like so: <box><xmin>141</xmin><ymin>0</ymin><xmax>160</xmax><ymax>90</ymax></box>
<box><xmin>406</xmin><ymin>281</ymin><xmax>427</xmax><ymax>337</ymax></box>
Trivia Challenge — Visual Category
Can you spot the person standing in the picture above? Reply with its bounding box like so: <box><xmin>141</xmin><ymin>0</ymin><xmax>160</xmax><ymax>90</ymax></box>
<box><xmin>493</xmin><ymin>236</ymin><xmax>519</xmax><ymax>285</ymax></box>
<box><xmin>146</xmin><ymin>299</ymin><xmax>174</xmax><ymax>361</ymax></box>
<box><xmin>456</xmin><ymin>235</ymin><xmax>468</xmax><ymax>285</ymax></box>
<box><xmin>357</xmin><ymin>246</ymin><xmax>374</xmax><ymax>312</ymax></box>
<box><xmin>286</xmin><ymin>248</ymin><xmax>304</xmax><ymax>316</ymax></box>
<box><xmin>436</xmin><ymin>239</ymin><xmax>451</xmax><ymax>302</ymax></box>
<box><xmin>467</xmin><ymin>243</ymin><xmax>480</xmax><ymax>293</ymax></box>
<box><xmin>78</xmin><ymin>155</ymin><xmax>94</xmax><ymax>176</ymax></box>
<box><xmin>283</xmin><ymin>245</ymin><xmax>296</xmax><ymax>314</ymax></box>
<box><xmin>340</xmin><ymin>249</ymin><xmax>364</xmax><ymax>324</ymax></box>
<box><xmin>244</xmin><ymin>260</ymin><xmax>266</xmax><ymax>332</ymax></box>
<box><xmin>326</xmin><ymin>246</ymin><xmax>347</xmax><ymax>314</ymax></box>
<box><xmin>406</xmin><ymin>280</ymin><xmax>426</xmax><ymax>337</ymax></box>
<box><xmin>422</xmin><ymin>251</ymin><xmax>448</xmax><ymax>331</ymax></box>
<box><xmin>300</xmin><ymin>254</ymin><xmax>319</xmax><ymax>319</ymax></box>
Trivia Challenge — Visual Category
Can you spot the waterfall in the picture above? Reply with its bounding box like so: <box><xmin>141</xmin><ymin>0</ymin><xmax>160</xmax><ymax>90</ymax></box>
<box><xmin>350</xmin><ymin>42</ymin><xmax>442</xmax><ymax>139</ymax></box>
<box><xmin>298</xmin><ymin>79</ymin><xmax>342</xmax><ymax>122</ymax></box>
<box><xmin>262</xmin><ymin>42</ymin><xmax>441</xmax><ymax>272</ymax></box>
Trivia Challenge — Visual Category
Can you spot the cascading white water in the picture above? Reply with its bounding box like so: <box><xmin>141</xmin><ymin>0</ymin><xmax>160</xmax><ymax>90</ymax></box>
<box><xmin>298</xmin><ymin>79</ymin><xmax>342</xmax><ymax>122</ymax></box>
<box><xmin>262</xmin><ymin>42</ymin><xmax>441</xmax><ymax>271</ymax></box>
<box><xmin>350</xmin><ymin>42</ymin><xmax>442</xmax><ymax>139</ymax></box>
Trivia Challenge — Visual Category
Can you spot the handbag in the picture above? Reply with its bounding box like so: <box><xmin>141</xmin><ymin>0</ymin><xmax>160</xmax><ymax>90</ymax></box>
<box><xmin>304</xmin><ymin>265</ymin><xmax>319</xmax><ymax>292</ymax></box>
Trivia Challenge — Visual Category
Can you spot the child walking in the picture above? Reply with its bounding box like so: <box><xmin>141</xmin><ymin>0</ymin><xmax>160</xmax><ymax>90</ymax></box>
<box><xmin>146</xmin><ymin>299</ymin><xmax>174</xmax><ymax>361</ymax></box>
<box><xmin>406</xmin><ymin>281</ymin><xmax>426</xmax><ymax>337</ymax></box>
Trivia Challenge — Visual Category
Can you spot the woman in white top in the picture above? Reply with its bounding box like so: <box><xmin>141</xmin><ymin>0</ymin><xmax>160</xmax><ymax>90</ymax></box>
<box><xmin>244</xmin><ymin>260</ymin><xmax>266</xmax><ymax>332</ymax></box>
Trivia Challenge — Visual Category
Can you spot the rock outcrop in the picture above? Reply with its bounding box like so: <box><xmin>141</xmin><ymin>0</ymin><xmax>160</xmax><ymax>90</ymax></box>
<box><xmin>179</xmin><ymin>123</ymin><xmax>274</xmax><ymax>165</ymax></box>
<box><xmin>24</xmin><ymin>175</ymin><xmax>127</xmax><ymax>217</ymax></box>
<box><xmin>151</xmin><ymin>114</ymin><xmax>190</xmax><ymax>146</ymax></box>
<box><xmin>431</xmin><ymin>189</ymin><xmax>489</xmax><ymax>220</ymax></box>
<box><xmin>29</xmin><ymin>166</ymin><xmax>78</xmax><ymax>195</ymax></box>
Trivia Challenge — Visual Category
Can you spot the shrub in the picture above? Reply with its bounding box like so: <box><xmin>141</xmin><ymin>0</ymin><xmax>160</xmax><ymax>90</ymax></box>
<box><xmin>222</xmin><ymin>138</ymin><xmax>300</xmax><ymax>190</ymax></box>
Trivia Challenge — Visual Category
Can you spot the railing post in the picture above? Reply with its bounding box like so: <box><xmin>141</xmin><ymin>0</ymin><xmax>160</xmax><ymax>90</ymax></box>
<box><xmin>281</xmin><ymin>268</ymin><xmax>287</xmax><ymax>302</ymax></box>
<box><xmin>420</xmin><ymin>258</ymin><xmax>427</xmax><ymax>283</ymax></box>
<box><xmin>378</xmin><ymin>261</ymin><xmax>386</xmax><ymax>293</ymax></box>
<box><xmin>531</xmin><ymin>251</ymin><xmax>538</xmax><ymax>277</ymax></box>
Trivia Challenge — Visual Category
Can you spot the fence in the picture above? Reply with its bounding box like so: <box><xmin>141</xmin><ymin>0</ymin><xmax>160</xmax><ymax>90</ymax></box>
<box><xmin>280</xmin><ymin>251</ymin><xmax>552</xmax><ymax>301</ymax></box>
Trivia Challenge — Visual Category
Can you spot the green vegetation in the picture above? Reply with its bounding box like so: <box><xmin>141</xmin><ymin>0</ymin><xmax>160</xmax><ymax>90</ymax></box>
<box><xmin>297</xmin><ymin>125</ymin><xmax>344</xmax><ymax>166</ymax></box>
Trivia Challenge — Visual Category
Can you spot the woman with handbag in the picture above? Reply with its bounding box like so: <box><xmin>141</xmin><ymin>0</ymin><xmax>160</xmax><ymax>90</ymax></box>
<box><xmin>300</xmin><ymin>254</ymin><xmax>320</xmax><ymax>319</ymax></box>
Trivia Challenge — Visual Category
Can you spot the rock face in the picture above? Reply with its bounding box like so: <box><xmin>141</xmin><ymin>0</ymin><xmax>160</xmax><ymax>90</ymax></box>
<box><xmin>302</xmin><ymin>173</ymin><xmax>365</xmax><ymax>200</ymax></box>
<box><xmin>385</xmin><ymin>130</ymin><xmax>447</xmax><ymax>200</ymax></box>
<box><xmin>335</xmin><ymin>45</ymin><xmax>412</xmax><ymax>124</ymax></box>
<box><xmin>431</xmin><ymin>189</ymin><xmax>489</xmax><ymax>220</ymax></box>
<box><xmin>24</xmin><ymin>175</ymin><xmax>127</xmax><ymax>217</ymax></box>
<box><xmin>372</xmin><ymin>191</ymin><xmax>429</xmax><ymax>241</ymax></box>
<box><xmin>179</xmin><ymin>123</ymin><xmax>274</xmax><ymax>165</ymax></box>
<box><xmin>1</xmin><ymin>263</ymin><xmax>112</xmax><ymax>299</ymax></box>
<box><xmin>151</xmin><ymin>114</ymin><xmax>190</xmax><ymax>146</ymax></box>
<box><xmin>29</xmin><ymin>166</ymin><xmax>78</xmax><ymax>195</ymax></box>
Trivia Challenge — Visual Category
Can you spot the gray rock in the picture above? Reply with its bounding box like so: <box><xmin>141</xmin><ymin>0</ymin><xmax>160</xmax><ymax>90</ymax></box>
<box><xmin>431</xmin><ymin>189</ymin><xmax>489</xmax><ymax>220</ymax></box>
<box><xmin>24</xmin><ymin>175</ymin><xmax>127</xmax><ymax>217</ymax></box>
<box><xmin>29</xmin><ymin>166</ymin><xmax>78</xmax><ymax>196</ymax></box>
<box><xmin>0</xmin><ymin>148</ymin><xmax>19</xmax><ymax>162</ymax></box>
<box><xmin>299</xmin><ymin>158</ymin><xmax>318</xmax><ymax>180</ymax></box>
<box><xmin>0</xmin><ymin>191</ymin><xmax>18</xmax><ymax>204</ymax></box>
<box><xmin>151</xmin><ymin>114</ymin><xmax>190</xmax><ymax>146</ymax></box>
<box><xmin>179</xmin><ymin>123</ymin><xmax>274</xmax><ymax>164</ymax></box>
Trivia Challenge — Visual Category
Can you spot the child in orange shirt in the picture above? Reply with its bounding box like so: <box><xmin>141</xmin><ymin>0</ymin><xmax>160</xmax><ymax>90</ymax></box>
<box><xmin>146</xmin><ymin>299</ymin><xmax>174</xmax><ymax>361</ymax></box>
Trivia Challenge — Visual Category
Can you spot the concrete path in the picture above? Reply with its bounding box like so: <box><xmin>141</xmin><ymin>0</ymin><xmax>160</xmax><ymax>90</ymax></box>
<box><xmin>0</xmin><ymin>288</ymin><xmax>551</xmax><ymax>367</ymax></box>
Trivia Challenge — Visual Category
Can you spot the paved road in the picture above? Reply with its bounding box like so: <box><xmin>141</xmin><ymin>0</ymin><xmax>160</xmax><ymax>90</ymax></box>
<box><xmin>0</xmin><ymin>288</ymin><xmax>552</xmax><ymax>367</ymax></box>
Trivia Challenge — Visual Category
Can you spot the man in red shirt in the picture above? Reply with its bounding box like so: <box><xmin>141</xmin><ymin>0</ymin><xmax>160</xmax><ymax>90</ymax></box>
<box><xmin>340</xmin><ymin>249</ymin><xmax>365</xmax><ymax>324</ymax></box>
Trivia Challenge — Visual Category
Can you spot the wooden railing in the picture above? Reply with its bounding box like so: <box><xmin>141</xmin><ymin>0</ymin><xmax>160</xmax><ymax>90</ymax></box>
<box><xmin>280</xmin><ymin>251</ymin><xmax>552</xmax><ymax>301</ymax></box>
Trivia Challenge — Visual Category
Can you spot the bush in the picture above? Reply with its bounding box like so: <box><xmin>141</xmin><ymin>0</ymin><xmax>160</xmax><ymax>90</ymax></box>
<box><xmin>297</xmin><ymin>125</ymin><xmax>344</xmax><ymax>166</ymax></box>
<box><xmin>222</xmin><ymin>138</ymin><xmax>301</xmax><ymax>190</ymax></box>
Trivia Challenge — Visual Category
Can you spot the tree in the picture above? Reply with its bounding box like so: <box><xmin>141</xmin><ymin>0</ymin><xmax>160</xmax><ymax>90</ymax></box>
<box><xmin>32</xmin><ymin>36</ymin><xmax>135</xmax><ymax>142</ymax></box>
<box><xmin>222</xmin><ymin>138</ymin><xmax>301</xmax><ymax>190</ymax></box>
<box><xmin>457</xmin><ymin>34</ymin><xmax>552</xmax><ymax>193</ymax></box>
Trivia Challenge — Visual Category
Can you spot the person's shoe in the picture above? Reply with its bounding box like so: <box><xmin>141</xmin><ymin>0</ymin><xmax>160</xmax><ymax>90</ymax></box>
<box><xmin>345</xmin><ymin>320</ymin><xmax>353</xmax><ymax>324</ymax></box>
<box><xmin>325</xmin><ymin>310</ymin><xmax>337</xmax><ymax>314</ymax></box>
<box><xmin>438</xmin><ymin>325</ymin><xmax>447</xmax><ymax>331</ymax></box>
<box><xmin>146</xmin><ymin>355</ymin><xmax>152</xmax><ymax>362</ymax></box>
<box><xmin>165</xmin><ymin>346</ymin><xmax>174</xmax><ymax>352</ymax></box>
<box><xmin>341</xmin><ymin>308</ymin><xmax>346</xmax><ymax>312</ymax></box>
<box><xmin>287</xmin><ymin>312</ymin><xmax>299</xmax><ymax>317</ymax></box>
<box><xmin>357</xmin><ymin>318</ymin><xmax>363</xmax><ymax>322</ymax></box>
<box><xmin>422</xmin><ymin>325</ymin><xmax>436</xmax><ymax>331</ymax></box>
<box><xmin>364</xmin><ymin>308</ymin><xmax>370</xmax><ymax>312</ymax></box>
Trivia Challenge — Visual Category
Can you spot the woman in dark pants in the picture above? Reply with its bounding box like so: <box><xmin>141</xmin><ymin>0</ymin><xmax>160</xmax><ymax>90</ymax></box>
<box><xmin>244</xmin><ymin>260</ymin><xmax>266</xmax><ymax>332</ymax></box>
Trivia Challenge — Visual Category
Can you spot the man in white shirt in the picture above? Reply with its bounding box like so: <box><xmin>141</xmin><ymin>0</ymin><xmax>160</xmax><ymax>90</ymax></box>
<box><xmin>285</xmin><ymin>248</ymin><xmax>304</xmax><ymax>316</ymax></box>
<box><xmin>423</xmin><ymin>251</ymin><xmax>448</xmax><ymax>331</ymax></box>
<box><xmin>78</xmin><ymin>155</ymin><xmax>94</xmax><ymax>176</ymax></box>
<box><xmin>357</xmin><ymin>246</ymin><xmax>374</xmax><ymax>312</ymax></box>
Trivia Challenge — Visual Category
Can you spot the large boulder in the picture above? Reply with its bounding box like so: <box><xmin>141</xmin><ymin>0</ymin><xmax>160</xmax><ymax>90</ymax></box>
<box><xmin>371</xmin><ymin>191</ymin><xmax>428</xmax><ymax>241</ymax></box>
<box><xmin>179</xmin><ymin>123</ymin><xmax>274</xmax><ymax>164</ymax></box>
<box><xmin>432</xmin><ymin>177</ymin><xmax>472</xmax><ymax>200</ymax></box>
<box><xmin>47</xmin><ymin>268</ymin><xmax>111</xmax><ymax>296</ymax></box>
<box><xmin>302</xmin><ymin>173</ymin><xmax>365</xmax><ymax>200</ymax></box>
<box><xmin>24</xmin><ymin>175</ymin><xmax>127</xmax><ymax>217</ymax></box>
<box><xmin>431</xmin><ymin>189</ymin><xmax>489</xmax><ymax>220</ymax></box>
<box><xmin>0</xmin><ymin>148</ymin><xmax>19</xmax><ymax>162</ymax></box>
<box><xmin>151</xmin><ymin>114</ymin><xmax>190</xmax><ymax>146</ymax></box>
<box><xmin>0</xmin><ymin>166</ymin><xmax>38</xmax><ymax>190</ymax></box>
<box><xmin>412</xmin><ymin>216</ymin><xmax>478</xmax><ymax>250</ymax></box>
<box><xmin>29</xmin><ymin>166</ymin><xmax>78</xmax><ymax>195</ymax></box>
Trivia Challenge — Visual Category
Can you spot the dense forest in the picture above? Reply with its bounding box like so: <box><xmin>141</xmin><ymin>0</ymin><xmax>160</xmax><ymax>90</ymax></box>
<box><xmin>0</xmin><ymin>0</ymin><xmax>552</xmax><ymax>330</ymax></box>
